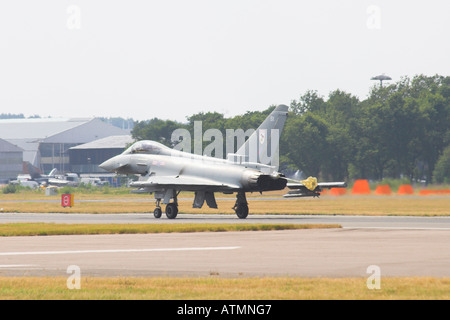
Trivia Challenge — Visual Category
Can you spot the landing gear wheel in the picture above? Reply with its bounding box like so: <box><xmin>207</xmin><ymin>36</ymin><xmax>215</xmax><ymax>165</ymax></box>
<box><xmin>233</xmin><ymin>192</ymin><xmax>249</xmax><ymax>219</ymax></box>
<box><xmin>165</xmin><ymin>203</ymin><xmax>178</xmax><ymax>219</ymax></box>
<box><xmin>235</xmin><ymin>204</ymin><xmax>249</xmax><ymax>219</ymax></box>
<box><xmin>154</xmin><ymin>207</ymin><xmax>162</xmax><ymax>218</ymax></box>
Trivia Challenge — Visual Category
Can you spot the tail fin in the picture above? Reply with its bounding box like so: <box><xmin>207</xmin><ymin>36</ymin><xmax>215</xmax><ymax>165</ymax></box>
<box><xmin>234</xmin><ymin>104</ymin><xmax>288</xmax><ymax>170</ymax></box>
<box><xmin>25</xmin><ymin>162</ymin><xmax>42</xmax><ymax>180</ymax></box>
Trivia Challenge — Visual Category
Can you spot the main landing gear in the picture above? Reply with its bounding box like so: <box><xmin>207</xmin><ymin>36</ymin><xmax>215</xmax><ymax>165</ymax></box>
<box><xmin>153</xmin><ymin>190</ymin><xmax>178</xmax><ymax>219</ymax></box>
<box><xmin>233</xmin><ymin>192</ymin><xmax>249</xmax><ymax>219</ymax></box>
<box><xmin>154</xmin><ymin>199</ymin><xmax>178</xmax><ymax>219</ymax></box>
<box><xmin>152</xmin><ymin>190</ymin><xmax>250</xmax><ymax>219</ymax></box>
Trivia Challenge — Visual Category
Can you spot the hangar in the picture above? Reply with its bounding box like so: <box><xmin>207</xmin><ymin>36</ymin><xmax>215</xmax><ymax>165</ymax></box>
<box><xmin>69</xmin><ymin>135</ymin><xmax>134</xmax><ymax>174</ymax></box>
<box><xmin>0</xmin><ymin>118</ymin><xmax>129</xmax><ymax>175</ymax></box>
<box><xmin>0</xmin><ymin>138</ymin><xmax>23</xmax><ymax>182</ymax></box>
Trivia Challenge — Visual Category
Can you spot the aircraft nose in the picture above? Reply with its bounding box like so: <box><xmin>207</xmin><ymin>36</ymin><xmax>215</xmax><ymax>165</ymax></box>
<box><xmin>99</xmin><ymin>157</ymin><xmax>117</xmax><ymax>172</ymax></box>
<box><xmin>99</xmin><ymin>155</ymin><xmax>129</xmax><ymax>172</ymax></box>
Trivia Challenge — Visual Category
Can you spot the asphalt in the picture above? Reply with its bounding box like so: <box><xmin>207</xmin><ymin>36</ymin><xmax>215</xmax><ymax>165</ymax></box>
<box><xmin>1</xmin><ymin>212</ymin><xmax>450</xmax><ymax>278</ymax></box>
<box><xmin>1</xmin><ymin>229</ymin><xmax>449</xmax><ymax>278</ymax></box>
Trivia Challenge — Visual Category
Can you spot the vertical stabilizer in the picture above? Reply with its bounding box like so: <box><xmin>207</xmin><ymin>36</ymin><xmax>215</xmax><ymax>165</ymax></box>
<box><xmin>234</xmin><ymin>105</ymin><xmax>288</xmax><ymax>170</ymax></box>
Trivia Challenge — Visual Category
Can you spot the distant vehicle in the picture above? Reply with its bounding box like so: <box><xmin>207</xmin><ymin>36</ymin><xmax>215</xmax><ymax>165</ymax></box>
<box><xmin>80</xmin><ymin>177</ymin><xmax>106</xmax><ymax>186</ymax></box>
<box><xmin>61</xmin><ymin>173</ymin><xmax>80</xmax><ymax>187</ymax></box>
<box><xmin>100</xmin><ymin>105</ymin><xmax>346</xmax><ymax>219</ymax></box>
<box><xmin>11</xmin><ymin>176</ymin><xmax>39</xmax><ymax>189</ymax></box>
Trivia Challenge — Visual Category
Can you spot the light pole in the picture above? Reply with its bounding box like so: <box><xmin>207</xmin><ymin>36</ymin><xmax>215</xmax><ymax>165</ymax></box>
<box><xmin>371</xmin><ymin>74</ymin><xmax>392</xmax><ymax>87</ymax></box>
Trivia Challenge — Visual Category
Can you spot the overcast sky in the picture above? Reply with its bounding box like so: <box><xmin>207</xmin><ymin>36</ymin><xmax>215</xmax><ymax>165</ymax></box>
<box><xmin>0</xmin><ymin>1</ymin><xmax>449</xmax><ymax>122</ymax></box>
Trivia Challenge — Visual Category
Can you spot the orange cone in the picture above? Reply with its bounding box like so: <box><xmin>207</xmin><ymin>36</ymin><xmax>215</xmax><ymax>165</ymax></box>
<box><xmin>375</xmin><ymin>185</ymin><xmax>392</xmax><ymax>195</ymax></box>
<box><xmin>352</xmin><ymin>179</ymin><xmax>371</xmax><ymax>195</ymax></box>
<box><xmin>419</xmin><ymin>189</ymin><xmax>450</xmax><ymax>195</ymax></box>
<box><xmin>329</xmin><ymin>188</ymin><xmax>347</xmax><ymax>196</ymax></box>
<box><xmin>397</xmin><ymin>184</ymin><xmax>414</xmax><ymax>195</ymax></box>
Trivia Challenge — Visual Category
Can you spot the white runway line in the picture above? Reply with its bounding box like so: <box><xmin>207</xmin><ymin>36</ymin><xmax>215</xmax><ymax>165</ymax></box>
<box><xmin>0</xmin><ymin>246</ymin><xmax>241</xmax><ymax>256</ymax></box>
<box><xmin>343</xmin><ymin>227</ymin><xmax>450</xmax><ymax>230</ymax></box>
<box><xmin>0</xmin><ymin>264</ymin><xmax>38</xmax><ymax>268</ymax></box>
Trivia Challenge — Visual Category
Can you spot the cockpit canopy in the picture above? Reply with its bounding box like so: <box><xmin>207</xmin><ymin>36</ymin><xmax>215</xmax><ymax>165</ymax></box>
<box><xmin>122</xmin><ymin>140</ymin><xmax>169</xmax><ymax>155</ymax></box>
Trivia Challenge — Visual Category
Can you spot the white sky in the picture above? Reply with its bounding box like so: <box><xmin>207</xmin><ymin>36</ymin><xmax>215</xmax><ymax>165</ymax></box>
<box><xmin>0</xmin><ymin>1</ymin><xmax>449</xmax><ymax>122</ymax></box>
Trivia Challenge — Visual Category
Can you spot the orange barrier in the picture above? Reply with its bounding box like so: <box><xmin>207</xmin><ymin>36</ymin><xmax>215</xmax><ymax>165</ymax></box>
<box><xmin>329</xmin><ymin>188</ymin><xmax>347</xmax><ymax>196</ymax></box>
<box><xmin>374</xmin><ymin>184</ymin><xmax>392</xmax><ymax>195</ymax></box>
<box><xmin>352</xmin><ymin>179</ymin><xmax>371</xmax><ymax>195</ymax></box>
<box><xmin>419</xmin><ymin>189</ymin><xmax>450</xmax><ymax>196</ymax></box>
<box><xmin>397</xmin><ymin>184</ymin><xmax>414</xmax><ymax>195</ymax></box>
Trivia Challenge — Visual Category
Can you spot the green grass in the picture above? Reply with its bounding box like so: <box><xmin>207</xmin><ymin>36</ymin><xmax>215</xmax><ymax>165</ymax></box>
<box><xmin>1</xmin><ymin>277</ymin><xmax>449</xmax><ymax>300</ymax></box>
<box><xmin>0</xmin><ymin>223</ymin><xmax>341</xmax><ymax>237</ymax></box>
<box><xmin>1</xmin><ymin>194</ymin><xmax>449</xmax><ymax>216</ymax></box>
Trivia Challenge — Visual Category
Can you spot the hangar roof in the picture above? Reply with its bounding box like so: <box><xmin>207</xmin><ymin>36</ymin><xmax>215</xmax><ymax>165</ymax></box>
<box><xmin>0</xmin><ymin>138</ymin><xmax>23</xmax><ymax>153</ymax></box>
<box><xmin>0</xmin><ymin>118</ymin><xmax>92</xmax><ymax>140</ymax></box>
<box><xmin>0</xmin><ymin>118</ymin><xmax>130</xmax><ymax>167</ymax></box>
<box><xmin>70</xmin><ymin>135</ymin><xmax>134</xmax><ymax>150</ymax></box>
<box><xmin>0</xmin><ymin>118</ymin><xmax>129</xmax><ymax>143</ymax></box>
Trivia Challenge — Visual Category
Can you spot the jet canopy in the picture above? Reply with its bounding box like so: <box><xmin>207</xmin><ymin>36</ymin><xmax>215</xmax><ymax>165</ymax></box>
<box><xmin>123</xmin><ymin>140</ymin><xmax>169</xmax><ymax>155</ymax></box>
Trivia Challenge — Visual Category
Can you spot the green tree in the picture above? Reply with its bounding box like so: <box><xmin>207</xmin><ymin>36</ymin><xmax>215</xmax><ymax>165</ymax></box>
<box><xmin>290</xmin><ymin>90</ymin><xmax>326</xmax><ymax>115</ymax></box>
<box><xmin>131</xmin><ymin>118</ymin><xmax>186</xmax><ymax>147</ymax></box>
<box><xmin>282</xmin><ymin>113</ymin><xmax>330</xmax><ymax>177</ymax></box>
<box><xmin>321</xmin><ymin>90</ymin><xmax>360</xmax><ymax>180</ymax></box>
<box><xmin>433</xmin><ymin>146</ymin><xmax>450</xmax><ymax>183</ymax></box>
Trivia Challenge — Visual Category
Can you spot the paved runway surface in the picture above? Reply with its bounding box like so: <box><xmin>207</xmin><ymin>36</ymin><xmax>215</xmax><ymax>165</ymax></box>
<box><xmin>1</xmin><ymin>213</ymin><xmax>449</xmax><ymax>278</ymax></box>
<box><xmin>1</xmin><ymin>229</ymin><xmax>449</xmax><ymax>277</ymax></box>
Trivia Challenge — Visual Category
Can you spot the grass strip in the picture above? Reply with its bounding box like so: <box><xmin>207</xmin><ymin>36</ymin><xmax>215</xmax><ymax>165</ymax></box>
<box><xmin>0</xmin><ymin>223</ymin><xmax>340</xmax><ymax>237</ymax></box>
<box><xmin>1</xmin><ymin>195</ymin><xmax>449</xmax><ymax>215</ymax></box>
<box><xmin>0</xmin><ymin>276</ymin><xmax>449</xmax><ymax>300</ymax></box>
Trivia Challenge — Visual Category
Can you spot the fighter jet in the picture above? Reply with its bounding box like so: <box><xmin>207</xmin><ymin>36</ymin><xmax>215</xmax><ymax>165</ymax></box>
<box><xmin>11</xmin><ymin>164</ymin><xmax>76</xmax><ymax>188</ymax></box>
<box><xmin>99</xmin><ymin>105</ymin><xmax>346</xmax><ymax>219</ymax></box>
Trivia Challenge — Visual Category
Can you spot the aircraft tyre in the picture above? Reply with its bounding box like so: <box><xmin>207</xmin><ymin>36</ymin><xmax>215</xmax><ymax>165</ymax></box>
<box><xmin>154</xmin><ymin>208</ymin><xmax>162</xmax><ymax>218</ymax></box>
<box><xmin>235</xmin><ymin>204</ymin><xmax>249</xmax><ymax>219</ymax></box>
<box><xmin>165</xmin><ymin>203</ymin><xmax>178</xmax><ymax>219</ymax></box>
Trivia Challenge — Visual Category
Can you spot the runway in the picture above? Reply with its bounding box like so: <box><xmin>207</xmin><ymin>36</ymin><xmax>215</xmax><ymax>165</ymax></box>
<box><xmin>0</xmin><ymin>213</ymin><xmax>449</xmax><ymax>278</ymax></box>
<box><xmin>1</xmin><ymin>229</ymin><xmax>449</xmax><ymax>278</ymax></box>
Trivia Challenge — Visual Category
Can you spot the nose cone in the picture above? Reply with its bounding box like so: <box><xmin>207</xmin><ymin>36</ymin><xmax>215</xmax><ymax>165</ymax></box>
<box><xmin>100</xmin><ymin>154</ymin><xmax>130</xmax><ymax>172</ymax></box>
<box><xmin>99</xmin><ymin>157</ymin><xmax>117</xmax><ymax>172</ymax></box>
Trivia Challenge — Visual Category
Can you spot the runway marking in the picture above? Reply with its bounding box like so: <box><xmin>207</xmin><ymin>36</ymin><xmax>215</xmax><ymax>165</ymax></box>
<box><xmin>343</xmin><ymin>227</ymin><xmax>450</xmax><ymax>230</ymax></box>
<box><xmin>0</xmin><ymin>246</ymin><xmax>241</xmax><ymax>256</ymax></box>
<box><xmin>0</xmin><ymin>264</ymin><xmax>38</xmax><ymax>268</ymax></box>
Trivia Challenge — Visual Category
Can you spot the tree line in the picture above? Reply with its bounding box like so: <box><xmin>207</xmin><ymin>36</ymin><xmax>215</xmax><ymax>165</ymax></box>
<box><xmin>132</xmin><ymin>74</ymin><xmax>450</xmax><ymax>183</ymax></box>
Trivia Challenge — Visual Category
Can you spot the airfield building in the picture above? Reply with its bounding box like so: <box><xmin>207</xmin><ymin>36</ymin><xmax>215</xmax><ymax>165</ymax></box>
<box><xmin>69</xmin><ymin>135</ymin><xmax>134</xmax><ymax>174</ymax></box>
<box><xmin>0</xmin><ymin>138</ymin><xmax>24</xmax><ymax>182</ymax></box>
<box><xmin>0</xmin><ymin>118</ymin><xmax>129</xmax><ymax>175</ymax></box>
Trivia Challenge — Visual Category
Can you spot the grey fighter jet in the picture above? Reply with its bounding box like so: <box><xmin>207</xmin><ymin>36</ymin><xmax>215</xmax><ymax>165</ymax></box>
<box><xmin>99</xmin><ymin>105</ymin><xmax>345</xmax><ymax>219</ymax></box>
